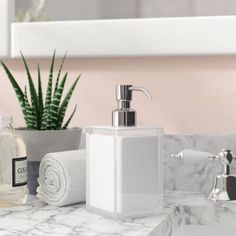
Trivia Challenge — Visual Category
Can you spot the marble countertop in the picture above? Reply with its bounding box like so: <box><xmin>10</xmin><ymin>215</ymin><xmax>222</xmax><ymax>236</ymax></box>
<box><xmin>0</xmin><ymin>192</ymin><xmax>236</xmax><ymax>236</ymax></box>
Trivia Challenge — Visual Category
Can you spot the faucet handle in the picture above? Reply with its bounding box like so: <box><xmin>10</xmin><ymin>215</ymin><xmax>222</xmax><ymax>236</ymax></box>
<box><xmin>208</xmin><ymin>149</ymin><xmax>236</xmax><ymax>176</ymax></box>
<box><xmin>171</xmin><ymin>152</ymin><xmax>184</xmax><ymax>160</ymax></box>
<box><xmin>171</xmin><ymin>149</ymin><xmax>236</xmax><ymax>165</ymax></box>
<box><xmin>209</xmin><ymin>149</ymin><xmax>236</xmax><ymax>164</ymax></box>
<box><xmin>171</xmin><ymin>149</ymin><xmax>212</xmax><ymax>162</ymax></box>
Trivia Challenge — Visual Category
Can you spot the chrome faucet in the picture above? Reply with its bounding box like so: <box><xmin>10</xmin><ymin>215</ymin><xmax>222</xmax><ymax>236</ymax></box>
<box><xmin>208</xmin><ymin>149</ymin><xmax>236</xmax><ymax>202</ymax></box>
<box><xmin>172</xmin><ymin>149</ymin><xmax>236</xmax><ymax>202</ymax></box>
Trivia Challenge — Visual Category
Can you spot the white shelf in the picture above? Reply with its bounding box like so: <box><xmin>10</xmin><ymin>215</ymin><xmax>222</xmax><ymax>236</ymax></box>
<box><xmin>0</xmin><ymin>0</ymin><xmax>14</xmax><ymax>58</ymax></box>
<box><xmin>11</xmin><ymin>16</ymin><xmax>236</xmax><ymax>57</ymax></box>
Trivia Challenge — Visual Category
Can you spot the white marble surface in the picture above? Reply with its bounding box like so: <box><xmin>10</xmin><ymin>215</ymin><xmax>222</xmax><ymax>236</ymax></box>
<box><xmin>1</xmin><ymin>191</ymin><xmax>236</xmax><ymax>235</ymax></box>
<box><xmin>0</xmin><ymin>195</ymin><xmax>183</xmax><ymax>236</ymax></box>
<box><xmin>166</xmin><ymin>191</ymin><xmax>236</xmax><ymax>228</ymax></box>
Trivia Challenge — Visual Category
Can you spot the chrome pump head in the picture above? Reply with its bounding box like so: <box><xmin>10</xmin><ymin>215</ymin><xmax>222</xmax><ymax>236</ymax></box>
<box><xmin>112</xmin><ymin>85</ymin><xmax>151</xmax><ymax>127</ymax></box>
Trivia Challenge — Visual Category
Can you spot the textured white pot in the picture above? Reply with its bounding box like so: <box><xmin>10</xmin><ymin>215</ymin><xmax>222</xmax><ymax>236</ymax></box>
<box><xmin>17</xmin><ymin>128</ymin><xmax>82</xmax><ymax>195</ymax></box>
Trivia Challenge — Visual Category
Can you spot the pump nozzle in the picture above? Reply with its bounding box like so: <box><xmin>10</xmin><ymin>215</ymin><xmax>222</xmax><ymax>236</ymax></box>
<box><xmin>129</xmin><ymin>86</ymin><xmax>152</xmax><ymax>99</ymax></box>
<box><xmin>112</xmin><ymin>85</ymin><xmax>151</xmax><ymax>127</ymax></box>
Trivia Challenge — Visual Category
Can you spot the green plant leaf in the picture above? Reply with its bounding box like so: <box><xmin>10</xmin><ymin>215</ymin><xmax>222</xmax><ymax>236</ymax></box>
<box><xmin>44</xmin><ymin>50</ymin><xmax>55</xmax><ymax>108</ymax></box>
<box><xmin>2</xmin><ymin>50</ymin><xmax>80</xmax><ymax>131</ymax></box>
<box><xmin>24</xmin><ymin>87</ymin><xmax>36</xmax><ymax>129</ymax></box>
<box><xmin>21</xmin><ymin>52</ymin><xmax>40</xmax><ymax>129</ymax></box>
<box><xmin>57</xmin><ymin>74</ymin><xmax>81</xmax><ymax>128</ymax></box>
<box><xmin>62</xmin><ymin>105</ymin><xmax>77</xmax><ymax>130</ymax></box>
<box><xmin>53</xmin><ymin>52</ymin><xmax>67</xmax><ymax>96</ymax></box>
<box><xmin>50</xmin><ymin>72</ymin><xmax>68</xmax><ymax>129</ymax></box>
<box><xmin>0</xmin><ymin>61</ymin><xmax>29</xmax><ymax>127</ymax></box>
<box><xmin>37</xmin><ymin>64</ymin><xmax>43</xmax><ymax>128</ymax></box>
<box><xmin>42</xmin><ymin>50</ymin><xmax>56</xmax><ymax>129</ymax></box>
<box><xmin>45</xmin><ymin>109</ymin><xmax>52</xmax><ymax>130</ymax></box>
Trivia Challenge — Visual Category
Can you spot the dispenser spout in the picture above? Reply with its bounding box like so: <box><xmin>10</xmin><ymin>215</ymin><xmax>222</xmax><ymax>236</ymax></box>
<box><xmin>129</xmin><ymin>86</ymin><xmax>152</xmax><ymax>99</ymax></box>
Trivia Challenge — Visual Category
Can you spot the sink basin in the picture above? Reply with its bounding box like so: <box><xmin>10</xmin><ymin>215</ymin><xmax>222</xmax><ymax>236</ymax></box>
<box><xmin>173</xmin><ymin>225</ymin><xmax>236</xmax><ymax>236</ymax></box>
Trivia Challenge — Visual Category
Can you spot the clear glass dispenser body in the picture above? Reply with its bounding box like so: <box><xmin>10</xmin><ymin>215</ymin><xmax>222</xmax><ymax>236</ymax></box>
<box><xmin>86</xmin><ymin>126</ymin><xmax>163</xmax><ymax>219</ymax></box>
<box><xmin>0</xmin><ymin>117</ymin><xmax>27</xmax><ymax>207</ymax></box>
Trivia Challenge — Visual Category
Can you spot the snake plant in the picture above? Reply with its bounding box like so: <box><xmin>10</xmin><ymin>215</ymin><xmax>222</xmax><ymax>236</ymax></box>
<box><xmin>1</xmin><ymin>51</ymin><xmax>80</xmax><ymax>130</ymax></box>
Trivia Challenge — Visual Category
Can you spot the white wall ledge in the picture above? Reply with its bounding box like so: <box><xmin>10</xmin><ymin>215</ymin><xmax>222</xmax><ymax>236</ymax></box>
<box><xmin>11</xmin><ymin>16</ymin><xmax>236</xmax><ymax>58</ymax></box>
<box><xmin>0</xmin><ymin>0</ymin><xmax>14</xmax><ymax>58</ymax></box>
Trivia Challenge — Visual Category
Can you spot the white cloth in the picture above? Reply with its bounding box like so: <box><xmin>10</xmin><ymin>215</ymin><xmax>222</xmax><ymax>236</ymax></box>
<box><xmin>37</xmin><ymin>149</ymin><xmax>86</xmax><ymax>206</ymax></box>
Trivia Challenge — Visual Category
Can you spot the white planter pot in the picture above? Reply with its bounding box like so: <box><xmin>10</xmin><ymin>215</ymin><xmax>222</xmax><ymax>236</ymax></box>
<box><xmin>17</xmin><ymin>128</ymin><xmax>82</xmax><ymax>194</ymax></box>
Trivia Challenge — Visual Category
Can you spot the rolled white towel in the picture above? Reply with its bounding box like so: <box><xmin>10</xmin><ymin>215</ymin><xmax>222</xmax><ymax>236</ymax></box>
<box><xmin>37</xmin><ymin>149</ymin><xmax>86</xmax><ymax>207</ymax></box>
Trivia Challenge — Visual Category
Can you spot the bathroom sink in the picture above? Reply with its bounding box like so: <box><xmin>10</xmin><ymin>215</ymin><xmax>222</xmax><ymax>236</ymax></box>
<box><xmin>173</xmin><ymin>225</ymin><xmax>235</xmax><ymax>236</ymax></box>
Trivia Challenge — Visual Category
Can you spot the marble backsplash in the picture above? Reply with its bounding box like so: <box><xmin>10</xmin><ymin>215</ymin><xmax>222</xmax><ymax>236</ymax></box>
<box><xmin>163</xmin><ymin>135</ymin><xmax>236</xmax><ymax>194</ymax></box>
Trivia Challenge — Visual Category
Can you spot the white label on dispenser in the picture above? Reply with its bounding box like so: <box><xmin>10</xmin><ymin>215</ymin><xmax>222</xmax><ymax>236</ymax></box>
<box><xmin>12</xmin><ymin>157</ymin><xmax>27</xmax><ymax>187</ymax></box>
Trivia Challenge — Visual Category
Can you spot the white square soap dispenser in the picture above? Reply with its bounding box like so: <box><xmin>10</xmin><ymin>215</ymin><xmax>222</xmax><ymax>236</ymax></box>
<box><xmin>86</xmin><ymin>85</ymin><xmax>163</xmax><ymax>219</ymax></box>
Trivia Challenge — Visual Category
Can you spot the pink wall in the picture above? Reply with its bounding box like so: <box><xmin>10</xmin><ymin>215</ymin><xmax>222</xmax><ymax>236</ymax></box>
<box><xmin>1</xmin><ymin>56</ymin><xmax>236</xmax><ymax>134</ymax></box>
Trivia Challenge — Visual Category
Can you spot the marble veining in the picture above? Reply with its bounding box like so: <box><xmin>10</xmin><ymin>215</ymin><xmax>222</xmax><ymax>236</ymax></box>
<box><xmin>166</xmin><ymin>191</ymin><xmax>236</xmax><ymax>228</ymax></box>
<box><xmin>0</xmin><ymin>195</ymin><xmax>182</xmax><ymax>236</ymax></box>
<box><xmin>1</xmin><ymin>192</ymin><xmax>236</xmax><ymax>235</ymax></box>
<box><xmin>163</xmin><ymin>135</ymin><xmax>236</xmax><ymax>193</ymax></box>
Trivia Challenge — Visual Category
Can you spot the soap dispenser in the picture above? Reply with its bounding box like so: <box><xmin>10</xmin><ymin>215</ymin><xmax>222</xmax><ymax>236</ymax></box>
<box><xmin>86</xmin><ymin>85</ymin><xmax>163</xmax><ymax>219</ymax></box>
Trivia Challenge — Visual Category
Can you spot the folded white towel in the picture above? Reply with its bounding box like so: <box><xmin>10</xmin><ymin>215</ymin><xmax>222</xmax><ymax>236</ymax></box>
<box><xmin>37</xmin><ymin>149</ymin><xmax>86</xmax><ymax>207</ymax></box>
